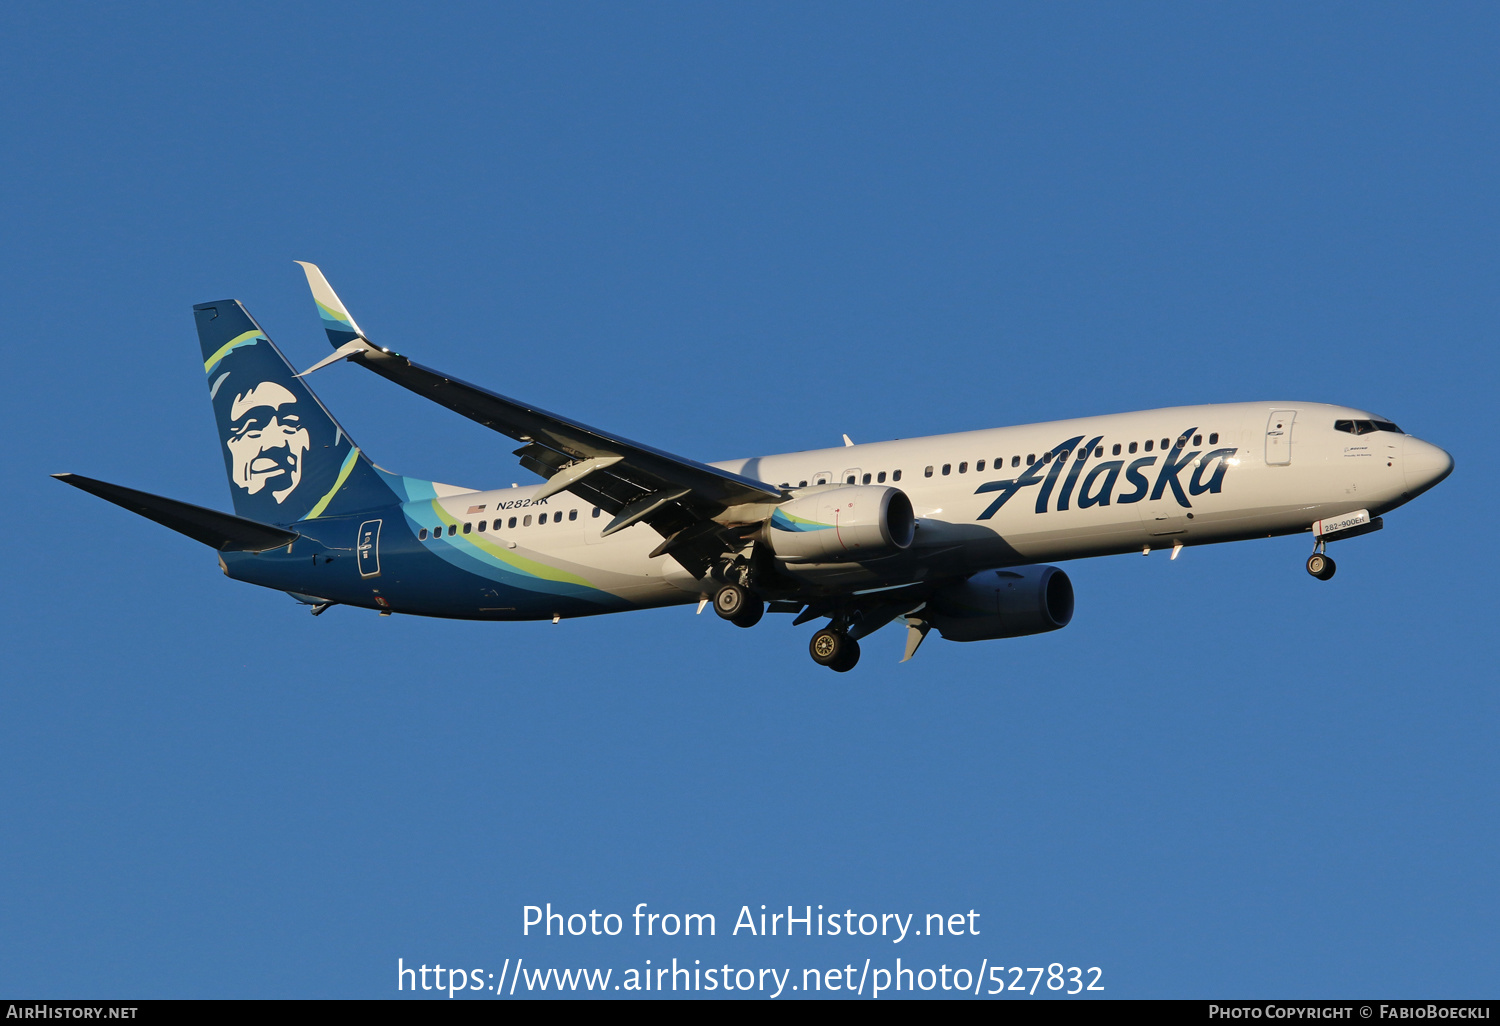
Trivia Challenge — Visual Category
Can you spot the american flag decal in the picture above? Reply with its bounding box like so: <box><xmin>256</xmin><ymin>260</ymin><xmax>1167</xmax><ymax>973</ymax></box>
<box><xmin>467</xmin><ymin>504</ymin><xmax>487</xmax><ymax>513</ymax></box>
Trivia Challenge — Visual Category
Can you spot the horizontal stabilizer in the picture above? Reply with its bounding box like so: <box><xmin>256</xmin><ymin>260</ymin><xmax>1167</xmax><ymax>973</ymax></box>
<box><xmin>52</xmin><ymin>473</ymin><xmax>300</xmax><ymax>552</ymax></box>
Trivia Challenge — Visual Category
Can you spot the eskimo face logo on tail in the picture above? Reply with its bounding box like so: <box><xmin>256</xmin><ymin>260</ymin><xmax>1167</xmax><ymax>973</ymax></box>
<box><xmin>225</xmin><ymin>382</ymin><xmax>311</xmax><ymax>503</ymax></box>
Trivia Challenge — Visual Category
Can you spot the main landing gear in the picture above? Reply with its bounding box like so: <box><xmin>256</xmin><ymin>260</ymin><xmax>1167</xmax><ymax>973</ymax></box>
<box><xmin>711</xmin><ymin>577</ymin><xmax>860</xmax><ymax>671</ymax></box>
<box><xmin>712</xmin><ymin>582</ymin><xmax>764</xmax><ymax>628</ymax></box>
<box><xmin>809</xmin><ymin>628</ymin><xmax>861</xmax><ymax>672</ymax></box>
<box><xmin>1306</xmin><ymin>540</ymin><xmax>1337</xmax><ymax>581</ymax></box>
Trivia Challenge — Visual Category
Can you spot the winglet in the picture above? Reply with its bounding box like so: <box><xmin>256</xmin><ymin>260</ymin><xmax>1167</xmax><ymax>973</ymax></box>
<box><xmin>295</xmin><ymin>261</ymin><xmax>367</xmax><ymax>348</ymax></box>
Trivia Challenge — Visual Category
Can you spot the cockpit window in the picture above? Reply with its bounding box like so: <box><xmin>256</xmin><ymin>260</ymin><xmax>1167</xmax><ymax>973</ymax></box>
<box><xmin>1337</xmin><ymin>418</ymin><xmax>1404</xmax><ymax>435</ymax></box>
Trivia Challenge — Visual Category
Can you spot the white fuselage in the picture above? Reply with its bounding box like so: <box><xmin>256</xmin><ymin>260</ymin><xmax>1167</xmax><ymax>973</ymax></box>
<box><xmin>409</xmin><ymin>401</ymin><xmax>1451</xmax><ymax>611</ymax></box>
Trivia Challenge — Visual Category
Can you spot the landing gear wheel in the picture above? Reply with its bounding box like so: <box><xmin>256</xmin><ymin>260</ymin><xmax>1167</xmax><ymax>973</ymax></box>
<box><xmin>1306</xmin><ymin>552</ymin><xmax>1337</xmax><ymax>581</ymax></box>
<box><xmin>809</xmin><ymin>629</ymin><xmax>860</xmax><ymax>671</ymax></box>
<box><xmin>713</xmin><ymin>583</ymin><xmax>763</xmax><ymax>627</ymax></box>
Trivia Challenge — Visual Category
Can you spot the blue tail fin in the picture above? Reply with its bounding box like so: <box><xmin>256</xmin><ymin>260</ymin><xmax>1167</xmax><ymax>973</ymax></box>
<box><xmin>195</xmin><ymin>300</ymin><xmax>399</xmax><ymax>525</ymax></box>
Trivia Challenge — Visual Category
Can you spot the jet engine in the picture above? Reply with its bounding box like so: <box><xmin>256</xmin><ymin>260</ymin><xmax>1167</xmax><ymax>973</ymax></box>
<box><xmin>761</xmin><ymin>486</ymin><xmax>915</xmax><ymax>563</ymax></box>
<box><xmin>925</xmin><ymin>565</ymin><xmax>1074</xmax><ymax>641</ymax></box>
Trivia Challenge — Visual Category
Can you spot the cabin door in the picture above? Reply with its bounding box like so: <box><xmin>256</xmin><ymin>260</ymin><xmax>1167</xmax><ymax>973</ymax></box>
<box><xmin>357</xmin><ymin>519</ymin><xmax>382</xmax><ymax>578</ymax></box>
<box><xmin>1265</xmin><ymin>410</ymin><xmax>1296</xmax><ymax>466</ymax></box>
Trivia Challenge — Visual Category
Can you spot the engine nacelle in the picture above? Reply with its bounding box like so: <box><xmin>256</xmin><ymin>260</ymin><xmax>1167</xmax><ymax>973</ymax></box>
<box><xmin>926</xmin><ymin>565</ymin><xmax>1074</xmax><ymax>641</ymax></box>
<box><xmin>761</xmin><ymin>486</ymin><xmax>915</xmax><ymax>563</ymax></box>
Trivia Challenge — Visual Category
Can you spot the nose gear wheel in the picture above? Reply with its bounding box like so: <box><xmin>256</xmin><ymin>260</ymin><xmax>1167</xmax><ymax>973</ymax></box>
<box><xmin>1306</xmin><ymin>552</ymin><xmax>1336</xmax><ymax>581</ymax></box>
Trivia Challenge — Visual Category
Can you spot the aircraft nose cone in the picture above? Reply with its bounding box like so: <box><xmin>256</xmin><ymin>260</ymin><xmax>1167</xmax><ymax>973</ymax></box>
<box><xmin>1403</xmin><ymin>437</ymin><xmax>1454</xmax><ymax>495</ymax></box>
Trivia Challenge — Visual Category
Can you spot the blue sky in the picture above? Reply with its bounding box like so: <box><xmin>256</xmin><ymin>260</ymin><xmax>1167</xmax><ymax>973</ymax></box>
<box><xmin>2</xmin><ymin>2</ymin><xmax>1496</xmax><ymax>998</ymax></box>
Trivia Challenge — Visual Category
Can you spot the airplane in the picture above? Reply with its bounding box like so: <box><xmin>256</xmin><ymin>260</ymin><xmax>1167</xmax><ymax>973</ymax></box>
<box><xmin>54</xmin><ymin>263</ymin><xmax>1454</xmax><ymax>671</ymax></box>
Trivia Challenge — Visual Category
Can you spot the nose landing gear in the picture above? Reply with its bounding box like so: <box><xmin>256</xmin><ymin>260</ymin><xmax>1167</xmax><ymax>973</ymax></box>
<box><xmin>1306</xmin><ymin>541</ymin><xmax>1336</xmax><ymax>581</ymax></box>
<box><xmin>809</xmin><ymin>627</ymin><xmax>861</xmax><ymax>672</ymax></box>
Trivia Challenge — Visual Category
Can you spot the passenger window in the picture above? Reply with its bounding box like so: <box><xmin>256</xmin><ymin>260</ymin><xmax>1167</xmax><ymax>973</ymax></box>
<box><xmin>877</xmin><ymin>471</ymin><xmax>886</xmax><ymax>483</ymax></box>
<box><xmin>861</xmin><ymin>473</ymin><xmax>871</xmax><ymax>484</ymax></box>
<box><xmin>1129</xmin><ymin>441</ymin><xmax>1138</xmax><ymax>454</ymax></box>
<box><xmin>448</xmin><ymin>524</ymin><xmax>457</xmax><ymax>536</ymax></box>
<box><xmin>591</xmin><ymin>507</ymin><xmax>600</xmax><ymax>518</ymax></box>
<box><xmin>507</xmin><ymin>516</ymin><xmax>516</xmax><ymax>528</ymax></box>
<box><xmin>799</xmin><ymin>480</ymin><xmax>808</xmax><ymax>487</ymax></box>
<box><xmin>958</xmin><ymin>462</ymin><xmax>967</xmax><ymax>474</ymax></box>
<box><xmin>1161</xmin><ymin>438</ymin><xmax>1170</xmax><ymax>449</ymax></box>
<box><xmin>1193</xmin><ymin>434</ymin><xmax>1202</xmax><ymax>446</ymax></box>
<box><xmin>478</xmin><ymin>520</ymin><xmax>487</xmax><ymax>532</ymax></box>
<box><xmin>1112</xmin><ymin>443</ymin><xmax>1121</xmax><ymax>455</ymax></box>
<box><xmin>418</xmin><ymin>528</ymin><xmax>428</xmax><ymax>540</ymax></box>
<box><xmin>523</xmin><ymin>515</ymin><xmax>532</xmax><ymax>527</ymax></box>
<box><xmin>1144</xmin><ymin>440</ymin><xmax>1154</xmax><ymax>452</ymax></box>
<box><xmin>1026</xmin><ymin>454</ymin><xmax>1035</xmax><ymax>465</ymax></box>
<box><xmin>1095</xmin><ymin>446</ymin><xmax>1103</xmax><ymax>458</ymax></box>
<box><xmin>462</xmin><ymin>523</ymin><xmax>471</xmax><ymax>534</ymax></box>
<box><xmin>976</xmin><ymin>460</ymin><xmax>985</xmax><ymax>472</ymax></box>
<box><xmin>554</xmin><ymin>512</ymin><xmax>563</xmax><ymax>523</ymax></box>
<box><xmin>942</xmin><ymin>464</ymin><xmax>951</xmax><ymax>475</ymax></box>
<box><xmin>925</xmin><ymin>466</ymin><xmax>934</xmax><ymax>477</ymax></box>
<box><xmin>569</xmin><ymin>509</ymin><xmax>578</xmax><ymax>521</ymax></box>
<box><xmin>846</xmin><ymin>475</ymin><xmax>856</xmax><ymax>484</ymax></box>
<box><xmin>892</xmin><ymin>470</ymin><xmax>902</xmax><ymax>481</ymax></box>
<box><xmin>1012</xmin><ymin>456</ymin><xmax>1020</xmax><ymax>467</ymax></box>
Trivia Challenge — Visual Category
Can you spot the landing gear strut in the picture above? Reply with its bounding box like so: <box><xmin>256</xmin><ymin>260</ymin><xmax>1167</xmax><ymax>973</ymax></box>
<box><xmin>713</xmin><ymin>582</ymin><xmax>764</xmax><ymax>628</ymax></box>
<box><xmin>1306</xmin><ymin>540</ymin><xmax>1336</xmax><ymax>581</ymax></box>
<box><xmin>809</xmin><ymin>628</ymin><xmax>860</xmax><ymax>672</ymax></box>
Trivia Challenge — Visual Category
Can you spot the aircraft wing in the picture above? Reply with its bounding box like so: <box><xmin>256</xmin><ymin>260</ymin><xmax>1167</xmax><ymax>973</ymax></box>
<box><xmin>295</xmin><ymin>262</ymin><xmax>781</xmax><ymax>574</ymax></box>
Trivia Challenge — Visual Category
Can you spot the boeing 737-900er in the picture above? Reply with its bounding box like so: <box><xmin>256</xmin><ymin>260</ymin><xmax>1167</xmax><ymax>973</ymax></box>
<box><xmin>55</xmin><ymin>263</ymin><xmax>1454</xmax><ymax>671</ymax></box>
